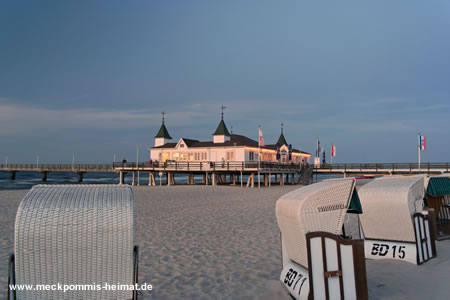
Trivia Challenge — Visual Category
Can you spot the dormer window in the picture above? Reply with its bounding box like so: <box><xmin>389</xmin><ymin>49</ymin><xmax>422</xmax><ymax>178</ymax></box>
<box><xmin>180</xmin><ymin>144</ymin><xmax>184</xmax><ymax>148</ymax></box>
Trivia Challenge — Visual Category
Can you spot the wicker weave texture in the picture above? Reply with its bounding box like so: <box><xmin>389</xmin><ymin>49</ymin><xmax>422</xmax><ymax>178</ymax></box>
<box><xmin>276</xmin><ymin>179</ymin><xmax>355</xmax><ymax>268</ymax></box>
<box><xmin>14</xmin><ymin>185</ymin><xmax>134</xmax><ymax>300</ymax></box>
<box><xmin>358</xmin><ymin>176</ymin><xmax>424</xmax><ymax>242</ymax></box>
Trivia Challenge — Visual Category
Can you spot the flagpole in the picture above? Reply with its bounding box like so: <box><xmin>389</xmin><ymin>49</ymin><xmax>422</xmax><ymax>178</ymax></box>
<box><xmin>331</xmin><ymin>146</ymin><xmax>332</xmax><ymax>165</ymax></box>
<box><xmin>418</xmin><ymin>133</ymin><xmax>421</xmax><ymax>170</ymax></box>
<box><xmin>258</xmin><ymin>126</ymin><xmax>261</xmax><ymax>189</ymax></box>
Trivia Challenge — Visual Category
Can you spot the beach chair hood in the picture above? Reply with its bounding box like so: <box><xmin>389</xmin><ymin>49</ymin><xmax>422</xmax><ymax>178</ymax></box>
<box><xmin>358</xmin><ymin>176</ymin><xmax>424</xmax><ymax>242</ymax></box>
<box><xmin>13</xmin><ymin>185</ymin><xmax>135</xmax><ymax>300</ymax></box>
<box><xmin>276</xmin><ymin>178</ymin><xmax>357</xmax><ymax>268</ymax></box>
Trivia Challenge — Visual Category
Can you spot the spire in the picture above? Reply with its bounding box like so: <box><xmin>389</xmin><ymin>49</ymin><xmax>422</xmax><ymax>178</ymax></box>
<box><xmin>213</xmin><ymin>105</ymin><xmax>231</xmax><ymax>136</ymax></box>
<box><xmin>221</xmin><ymin>105</ymin><xmax>226</xmax><ymax>120</ymax></box>
<box><xmin>277</xmin><ymin>123</ymin><xmax>287</xmax><ymax>145</ymax></box>
<box><xmin>155</xmin><ymin>112</ymin><xmax>172</xmax><ymax>139</ymax></box>
<box><xmin>213</xmin><ymin>120</ymin><xmax>231</xmax><ymax>136</ymax></box>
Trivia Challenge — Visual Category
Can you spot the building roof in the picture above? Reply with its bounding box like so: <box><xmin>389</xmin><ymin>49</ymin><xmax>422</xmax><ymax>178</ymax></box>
<box><xmin>277</xmin><ymin>133</ymin><xmax>288</xmax><ymax>146</ymax></box>
<box><xmin>152</xmin><ymin>134</ymin><xmax>310</xmax><ymax>155</ymax></box>
<box><xmin>155</xmin><ymin>123</ymin><xmax>172</xmax><ymax>139</ymax></box>
<box><xmin>212</xmin><ymin>120</ymin><xmax>231</xmax><ymax>136</ymax></box>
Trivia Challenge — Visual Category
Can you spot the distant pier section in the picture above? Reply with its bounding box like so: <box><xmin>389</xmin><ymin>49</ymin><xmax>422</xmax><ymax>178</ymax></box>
<box><xmin>1</xmin><ymin>162</ymin><xmax>449</xmax><ymax>187</ymax></box>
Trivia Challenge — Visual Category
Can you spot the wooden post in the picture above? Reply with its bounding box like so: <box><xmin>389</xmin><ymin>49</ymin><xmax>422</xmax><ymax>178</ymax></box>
<box><xmin>41</xmin><ymin>171</ymin><xmax>48</xmax><ymax>182</ymax></box>
<box><xmin>240</xmin><ymin>171</ymin><xmax>243</xmax><ymax>187</ymax></box>
<box><xmin>132</xmin><ymin>172</ymin><xmax>135</xmax><ymax>186</ymax></box>
<box><xmin>269</xmin><ymin>172</ymin><xmax>271</xmax><ymax>187</ymax></box>
<box><xmin>9</xmin><ymin>171</ymin><xmax>16</xmax><ymax>180</ymax></box>
<box><xmin>203</xmin><ymin>173</ymin><xmax>206</xmax><ymax>184</ymax></box>
<box><xmin>119</xmin><ymin>171</ymin><xmax>123</xmax><ymax>185</ymax></box>
<box><xmin>77</xmin><ymin>172</ymin><xmax>83</xmax><ymax>183</ymax></box>
<box><xmin>212</xmin><ymin>172</ymin><xmax>216</xmax><ymax>186</ymax></box>
<box><xmin>167</xmin><ymin>172</ymin><xmax>170</xmax><ymax>186</ymax></box>
<box><xmin>281</xmin><ymin>173</ymin><xmax>284</xmax><ymax>186</ymax></box>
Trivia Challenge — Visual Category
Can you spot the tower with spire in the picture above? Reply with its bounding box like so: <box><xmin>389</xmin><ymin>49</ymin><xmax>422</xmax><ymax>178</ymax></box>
<box><xmin>212</xmin><ymin>105</ymin><xmax>231</xmax><ymax>143</ymax></box>
<box><xmin>277</xmin><ymin>123</ymin><xmax>288</xmax><ymax>146</ymax></box>
<box><xmin>154</xmin><ymin>112</ymin><xmax>172</xmax><ymax>147</ymax></box>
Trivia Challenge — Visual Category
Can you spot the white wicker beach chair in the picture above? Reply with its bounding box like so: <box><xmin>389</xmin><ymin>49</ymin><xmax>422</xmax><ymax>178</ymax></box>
<box><xmin>358</xmin><ymin>176</ymin><xmax>436</xmax><ymax>264</ymax></box>
<box><xmin>8</xmin><ymin>185</ymin><xmax>138</xmax><ymax>300</ymax></box>
<box><xmin>276</xmin><ymin>178</ymin><xmax>359</xmax><ymax>269</ymax></box>
<box><xmin>276</xmin><ymin>179</ymin><xmax>367</xmax><ymax>300</ymax></box>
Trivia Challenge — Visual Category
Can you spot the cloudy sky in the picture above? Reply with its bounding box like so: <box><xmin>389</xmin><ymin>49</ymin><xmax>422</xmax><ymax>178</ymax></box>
<box><xmin>1</xmin><ymin>0</ymin><xmax>449</xmax><ymax>163</ymax></box>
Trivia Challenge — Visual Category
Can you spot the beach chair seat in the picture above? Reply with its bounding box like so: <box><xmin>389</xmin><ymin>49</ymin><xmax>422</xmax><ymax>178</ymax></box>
<box><xmin>358</xmin><ymin>176</ymin><xmax>436</xmax><ymax>264</ymax></box>
<box><xmin>8</xmin><ymin>185</ymin><xmax>138</xmax><ymax>300</ymax></box>
<box><xmin>276</xmin><ymin>178</ymin><xmax>367</xmax><ymax>300</ymax></box>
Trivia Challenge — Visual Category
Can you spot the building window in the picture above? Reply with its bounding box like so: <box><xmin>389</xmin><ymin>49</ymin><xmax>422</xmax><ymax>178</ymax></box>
<box><xmin>180</xmin><ymin>144</ymin><xmax>184</xmax><ymax>148</ymax></box>
<box><xmin>249</xmin><ymin>152</ymin><xmax>254</xmax><ymax>161</ymax></box>
<box><xmin>201</xmin><ymin>152</ymin><xmax>207</xmax><ymax>160</ymax></box>
<box><xmin>226</xmin><ymin>151</ymin><xmax>234</xmax><ymax>161</ymax></box>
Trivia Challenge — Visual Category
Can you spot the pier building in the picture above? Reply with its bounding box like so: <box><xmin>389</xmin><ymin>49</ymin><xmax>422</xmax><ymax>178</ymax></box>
<box><xmin>149</xmin><ymin>116</ymin><xmax>311</xmax><ymax>165</ymax></box>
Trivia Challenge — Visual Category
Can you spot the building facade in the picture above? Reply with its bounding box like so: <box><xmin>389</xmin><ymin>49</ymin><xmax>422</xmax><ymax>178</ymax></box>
<box><xmin>149</xmin><ymin>118</ymin><xmax>311</xmax><ymax>165</ymax></box>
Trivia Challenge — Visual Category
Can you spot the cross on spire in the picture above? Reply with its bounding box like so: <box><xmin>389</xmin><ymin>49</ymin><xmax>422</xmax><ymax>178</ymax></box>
<box><xmin>281</xmin><ymin>123</ymin><xmax>284</xmax><ymax>134</ymax></box>
<box><xmin>221</xmin><ymin>105</ymin><xmax>226</xmax><ymax>120</ymax></box>
<box><xmin>161</xmin><ymin>111</ymin><xmax>166</xmax><ymax>124</ymax></box>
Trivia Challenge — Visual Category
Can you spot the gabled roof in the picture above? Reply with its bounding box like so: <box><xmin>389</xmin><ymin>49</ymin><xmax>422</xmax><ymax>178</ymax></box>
<box><xmin>213</xmin><ymin>120</ymin><xmax>231</xmax><ymax>136</ymax></box>
<box><xmin>178</xmin><ymin>138</ymin><xmax>200</xmax><ymax>147</ymax></box>
<box><xmin>152</xmin><ymin>134</ymin><xmax>310</xmax><ymax>155</ymax></box>
<box><xmin>277</xmin><ymin>133</ymin><xmax>287</xmax><ymax>146</ymax></box>
<box><xmin>155</xmin><ymin>123</ymin><xmax>172</xmax><ymax>139</ymax></box>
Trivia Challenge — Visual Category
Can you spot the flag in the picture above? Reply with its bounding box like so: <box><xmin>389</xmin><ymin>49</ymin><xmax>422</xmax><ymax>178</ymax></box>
<box><xmin>331</xmin><ymin>145</ymin><xmax>336</xmax><ymax>157</ymax></box>
<box><xmin>419</xmin><ymin>135</ymin><xmax>426</xmax><ymax>151</ymax></box>
<box><xmin>316</xmin><ymin>139</ymin><xmax>324</xmax><ymax>157</ymax></box>
<box><xmin>258</xmin><ymin>127</ymin><xmax>265</xmax><ymax>147</ymax></box>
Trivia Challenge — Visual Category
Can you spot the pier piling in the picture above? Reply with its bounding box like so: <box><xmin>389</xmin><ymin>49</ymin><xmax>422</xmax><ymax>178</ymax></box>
<box><xmin>9</xmin><ymin>171</ymin><xmax>16</xmax><ymax>180</ymax></box>
<box><xmin>77</xmin><ymin>172</ymin><xmax>84</xmax><ymax>183</ymax></box>
<box><xmin>41</xmin><ymin>171</ymin><xmax>48</xmax><ymax>182</ymax></box>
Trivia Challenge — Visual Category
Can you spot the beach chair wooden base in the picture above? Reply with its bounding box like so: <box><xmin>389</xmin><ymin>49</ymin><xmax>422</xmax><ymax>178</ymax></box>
<box><xmin>364</xmin><ymin>211</ymin><xmax>436</xmax><ymax>265</ymax></box>
<box><xmin>280</xmin><ymin>232</ymin><xmax>368</xmax><ymax>300</ymax></box>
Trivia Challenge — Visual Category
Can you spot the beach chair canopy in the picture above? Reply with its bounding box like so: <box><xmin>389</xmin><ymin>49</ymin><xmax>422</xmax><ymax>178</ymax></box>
<box><xmin>358</xmin><ymin>176</ymin><xmax>424</xmax><ymax>242</ymax></box>
<box><xmin>426</xmin><ymin>176</ymin><xmax>450</xmax><ymax>197</ymax></box>
<box><xmin>13</xmin><ymin>185</ymin><xmax>135</xmax><ymax>300</ymax></box>
<box><xmin>276</xmin><ymin>178</ymin><xmax>358</xmax><ymax>268</ymax></box>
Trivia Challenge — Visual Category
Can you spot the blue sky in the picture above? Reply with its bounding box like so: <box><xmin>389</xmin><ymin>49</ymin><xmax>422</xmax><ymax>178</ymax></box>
<box><xmin>1</xmin><ymin>0</ymin><xmax>449</xmax><ymax>163</ymax></box>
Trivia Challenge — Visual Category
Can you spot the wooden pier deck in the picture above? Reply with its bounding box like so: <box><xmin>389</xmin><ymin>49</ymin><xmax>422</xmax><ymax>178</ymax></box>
<box><xmin>1</xmin><ymin>162</ymin><xmax>449</xmax><ymax>186</ymax></box>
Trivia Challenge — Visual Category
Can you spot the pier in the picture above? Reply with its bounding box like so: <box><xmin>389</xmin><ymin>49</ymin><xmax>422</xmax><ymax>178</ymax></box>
<box><xmin>1</xmin><ymin>162</ymin><xmax>449</xmax><ymax>187</ymax></box>
<box><xmin>314</xmin><ymin>162</ymin><xmax>450</xmax><ymax>176</ymax></box>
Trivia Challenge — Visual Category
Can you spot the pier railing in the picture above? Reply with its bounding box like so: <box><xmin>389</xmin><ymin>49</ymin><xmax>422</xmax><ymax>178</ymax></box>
<box><xmin>2</xmin><ymin>162</ymin><xmax>449</xmax><ymax>174</ymax></box>
<box><xmin>113</xmin><ymin>161</ymin><xmax>303</xmax><ymax>172</ymax></box>
<box><xmin>315</xmin><ymin>162</ymin><xmax>450</xmax><ymax>173</ymax></box>
<box><xmin>0</xmin><ymin>164</ymin><xmax>114</xmax><ymax>172</ymax></box>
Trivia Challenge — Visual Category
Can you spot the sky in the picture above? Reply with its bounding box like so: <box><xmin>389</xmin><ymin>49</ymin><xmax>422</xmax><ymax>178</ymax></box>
<box><xmin>0</xmin><ymin>0</ymin><xmax>449</xmax><ymax>163</ymax></box>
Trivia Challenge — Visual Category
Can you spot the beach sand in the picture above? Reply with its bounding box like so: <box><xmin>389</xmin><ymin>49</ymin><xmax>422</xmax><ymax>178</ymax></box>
<box><xmin>0</xmin><ymin>186</ymin><xmax>449</xmax><ymax>299</ymax></box>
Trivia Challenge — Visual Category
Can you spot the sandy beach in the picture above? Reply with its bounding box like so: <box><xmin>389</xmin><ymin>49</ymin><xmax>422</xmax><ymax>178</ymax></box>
<box><xmin>1</xmin><ymin>185</ymin><xmax>449</xmax><ymax>299</ymax></box>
